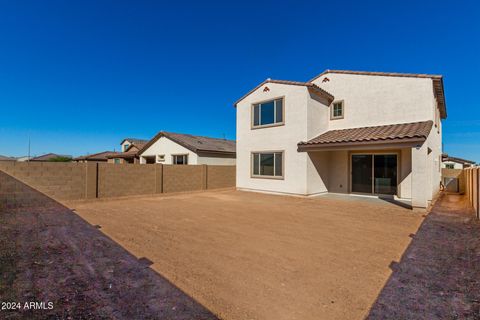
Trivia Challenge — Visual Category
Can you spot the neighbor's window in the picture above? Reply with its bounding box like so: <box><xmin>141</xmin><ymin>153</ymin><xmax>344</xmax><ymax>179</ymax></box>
<box><xmin>123</xmin><ymin>144</ymin><xmax>130</xmax><ymax>151</ymax></box>
<box><xmin>252</xmin><ymin>152</ymin><xmax>283</xmax><ymax>178</ymax></box>
<box><xmin>172</xmin><ymin>154</ymin><xmax>188</xmax><ymax>165</ymax></box>
<box><xmin>114</xmin><ymin>158</ymin><xmax>121</xmax><ymax>164</ymax></box>
<box><xmin>445</xmin><ymin>163</ymin><xmax>454</xmax><ymax>169</ymax></box>
<box><xmin>252</xmin><ymin>98</ymin><xmax>284</xmax><ymax>128</ymax></box>
<box><xmin>331</xmin><ymin>101</ymin><xmax>344</xmax><ymax>120</ymax></box>
<box><xmin>157</xmin><ymin>154</ymin><xmax>165</xmax><ymax>162</ymax></box>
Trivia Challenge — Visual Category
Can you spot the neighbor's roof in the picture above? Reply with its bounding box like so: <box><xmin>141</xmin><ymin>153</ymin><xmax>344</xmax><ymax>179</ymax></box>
<box><xmin>30</xmin><ymin>153</ymin><xmax>71</xmax><ymax>161</ymax></box>
<box><xmin>106</xmin><ymin>150</ymin><xmax>138</xmax><ymax>159</ymax></box>
<box><xmin>233</xmin><ymin>79</ymin><xmax>334</xmax><ymax>107</ymax></box>
<box><xmin>442</xmin><ymin>155</ymin><xmax>476</xmax><ymax>165</ymax></box>
<box><xmin>310</xmin><ymin>69</ymin><xmax>447</xmax><ymax>119</ymax></box>
<box><xmin>139</xmin><ymin>132</ymin><xmax>236</xmax><ymax>155</ymax></box>
<box><xmin>0</xmin><ymin>155</ymin><xmax>15</xmax><ymax>161</ymax></box>
<box><xmin>298</xmin><ymin>120</ymin><xmax>433</xmax><ymax>150</ymax></box>
<box><xmin>73</xmin><ymin>151</ymin><xmax>120</xmax><ymax>161</ymax></box>
<box><xmin>120</xmin><ymin>138</ymin><xmax>148</xmax><ymax>145</ymax></box>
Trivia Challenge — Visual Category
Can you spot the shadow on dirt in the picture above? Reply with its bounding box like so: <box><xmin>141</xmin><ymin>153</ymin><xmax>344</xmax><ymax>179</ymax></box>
<box><xmin>367</xmin><ymin>193</ymin><xmax>480</xmax><ymax>319</ymax></box>
<box><xmin>0</xmin><ymin>170</ymin><xmax>219</xmax><ymax>320</ymax></box>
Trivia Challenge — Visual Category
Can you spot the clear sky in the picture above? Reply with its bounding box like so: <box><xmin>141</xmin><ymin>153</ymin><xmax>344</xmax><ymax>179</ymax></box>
<box><xmin>0</xmin><ymin>0</ymin><xmax>479</xmax><ymax>160</ymax></box>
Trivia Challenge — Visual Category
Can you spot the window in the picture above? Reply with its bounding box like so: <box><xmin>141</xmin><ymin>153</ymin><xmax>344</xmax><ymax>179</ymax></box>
<box><xmin>252</xmin><ymin>98</ymin><xmax>284</xmax><ymax>128</ymax></box>
<box><xmin>123</xmin><ymin>144</ymin><xmax>130</xmax><ymax>151</ymax></box>
<box><xmin>331</xmin><ymin>101</ymin><xmax>344</xmax><ymax>120</ymax></box>
<box><xmin>157</xmin><ymin>154</ymin><xmax>165</xmax><ymax>162</ymax></box>
<box><xmin>252</xmin><ymin>152</ymin><xmax>283</xmax><ymax>178</ymax></box>
<box><xmin>445</xmin><ymin>163</ymin><xmax>454</xmax><ymax>169</ymax></box>
<box><xmin>114</xmin><ymin>158</ymin><xmax>121</xmax><ymax>164</ymax></box>
<box><xmin>172</xmin><ymin>154</ymin><xmax>188</xmax><ymax>165</ymax></box>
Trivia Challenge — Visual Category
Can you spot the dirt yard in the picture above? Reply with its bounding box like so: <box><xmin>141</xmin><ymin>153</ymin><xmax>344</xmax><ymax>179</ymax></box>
<box><xmin>2</xmin><ymin>186</ymin><xmax>479</xmax><ymax>320</ymax></box>
<box><xmin>68</xmin><ymin>190</ymin><xmax>425</xmax><ymax>320</ymax></box>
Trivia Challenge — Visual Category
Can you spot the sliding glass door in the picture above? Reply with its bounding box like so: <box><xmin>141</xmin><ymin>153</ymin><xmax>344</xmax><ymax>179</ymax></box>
<box><xmin>351</xmin><ymin>154</ymin><xmax>397</xmax><ymax>195</ymax></box>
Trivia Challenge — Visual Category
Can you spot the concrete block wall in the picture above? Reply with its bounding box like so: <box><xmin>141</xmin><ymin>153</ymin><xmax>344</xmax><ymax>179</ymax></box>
<box><xmin>0</xmin><ymin>162</ymin><xmax>86</xmax><ymax>200</ymax></box>
<box><xmin>0</xmin><ymin>162</ymin><xmax>236</xmax><ymax>202</ymax></box>
<box><xmin>97</xmin><ymin>163</ymin><xmax>159</xmax><ymax>198</ymax></box>
<box><xmin>163</xmin><ymin>165</ymin><xmax>205</xmax><ymax>193</ymax></box>
<box><xmin>207</xmin><ymin>165</ymin><xmax>236</xmax><ymax>189</ymax></box>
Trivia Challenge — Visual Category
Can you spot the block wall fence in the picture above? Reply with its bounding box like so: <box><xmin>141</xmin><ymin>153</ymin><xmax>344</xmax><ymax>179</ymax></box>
<box><xmin>0</xmin><ymin>162</ymin><xmax>235</xmax><ymax>202</ymax></box>
<box><xmin>464</xmin><ymin>167</ymin><xmax>480</xmax><ymax>219</ymax></box>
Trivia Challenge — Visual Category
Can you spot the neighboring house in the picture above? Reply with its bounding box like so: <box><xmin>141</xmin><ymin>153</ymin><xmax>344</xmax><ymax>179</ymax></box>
<box><xmin>120</xmin><ymin>138</ymin><xmax>148</xmax><ymax>152</ymax></box>
<box><xmin>108</xmin><ymin>138</ymin><xmax>148</xmax><ymax>164</ymax></box>
<box><xmin>0</xmin><ymin>155</ymin><xmax>16</xmax><ymax>161</ymax></box>
<box><xmin>30</xmin><ymin>153</ymin><xmax>72</xmax><ymax>162</ymax></box>
<box><xmin>15</xmin><ymin>156</ymin><xmax>31</xmax><ymax>162</ymax></box>
<box><xmin>73</xmin><ymin>151</ymin><xmax>121</xmax><ymax>163</ymax></box>
<box><xmin>442</xmin><ymin>154</ymin><xmax>476</xmax><ymax>169</ymax></box>
<box><xmin>235</xmin><ymin>70</ymin><xmax>447</xmax><ymax>208</ymax></box>
<box><xmin>138</xmin><ymin>131</ymin><xmax>236</xmax><ymax>165</ymax></box>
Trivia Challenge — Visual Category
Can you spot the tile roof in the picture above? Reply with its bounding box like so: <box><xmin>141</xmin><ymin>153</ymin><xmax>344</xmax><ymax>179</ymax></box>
<box><xmin>298</xmin><ymin>121</ymin><xmax>433</xmax><ymax>150</ymax></box>
<box><xmin>0</xmin><ymin>155</ymin><xmax>15</xmax><ymax>161</ymax></box>
<box><xmin>139</xmin><ymin>132</ymin><xmax>236</xmax><ymax>155</ymax></box>
<box><xmin>73</xmin><ymin>151</ymin><xmax>121</xmax><ymax>161</ymax></box>
<box><xmin>120</xmin><ymin>138</ymin><xmax>149</xmax><ymax>145</ymax></box>
<box><xmin>30</xmin><ymin>153</ymin><xmax>72</xmax><ymax>161</ymax></box>
<box><xmin>442</xmin><ymin>155</ymin><xmax>476</xmax><ymax>165</ymax></box>
<box><xmin>233</xmin><ymin>79</ymin><xmax>334</xmax><ymax>107</ymax></box>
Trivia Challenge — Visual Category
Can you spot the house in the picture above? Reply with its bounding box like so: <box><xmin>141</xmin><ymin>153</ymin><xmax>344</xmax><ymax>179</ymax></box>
<box><xmin>30</xmin><ymin>153</ymin><xmax>72</xmax><ymax>162</ymax></box>
<box><xmin>73</xmin><ymin>151</ymin><xmax>121</xmax><ymax>163</ymax></box>
<box><xmin>138</xmin><ymin>131</ymin><xmax>236</xmax><ymax>165</ymax></box>
<box><xmin>442</xmin><ymin>154</ymin><xmax>476</xmax><ymax>169</ymax></box>
<box><xmin>235</xmin><ymin>70</ymin><xmax>447</xmax><ymax>209</ymax></box>
<box><xmin>107</xmin><ymin>138</ymin><xmax>148</xmax><ymax>164</ymax></box>
<box><xmin>0</xmin><ymin>155</ymin><xmax>16</xmax><ymax>161</ymax></box>
<box><xmin>120</xmin><ymin>138</ymin><xmax>148</xmax><ymax>152</ymax></box>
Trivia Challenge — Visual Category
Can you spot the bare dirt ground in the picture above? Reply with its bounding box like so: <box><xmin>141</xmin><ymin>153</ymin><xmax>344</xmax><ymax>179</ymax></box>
<box><xmin>0</xmin><ymin>179</ymin><xmax>218</xmax><ymax>320</ymax></box>
<box><xmin>367</xmin><ymin>193</ymin><xmax>480</xmax><ymax>319</ymax></box>
<box><xmin>2</xmin><ymin>183</ymin><xmax>479</xmax><ymax>320</ymax></box>
<box><xmin>68</xmin><ymin>190</ymin><xmax>425</xmax><ymax>320</ymax></box>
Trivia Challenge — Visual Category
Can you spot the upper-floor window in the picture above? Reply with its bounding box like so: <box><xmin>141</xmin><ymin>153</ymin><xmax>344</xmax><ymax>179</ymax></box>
<box><xmin>331</xmin><ymin>101</ymin><xmax>344</xmax><ymax>120</ymax></box>
<box><xmin>172</xmin><ymin>154</ymin><xmax>188</xmax><ymax>165</ymax></box>
<box><xmin>445</xmin><ymin>163</ymin><xmax>454</xmax><ymax>169</ymax></box>
<box><xmin>252</xmin><ymin>98</ymin><xmax>284</xmax><ymax>128</ymax></box>
<box><xmin>123</xmin><ymin>144</ymin><xmax>130</xmax><ymax>151</ymax></box>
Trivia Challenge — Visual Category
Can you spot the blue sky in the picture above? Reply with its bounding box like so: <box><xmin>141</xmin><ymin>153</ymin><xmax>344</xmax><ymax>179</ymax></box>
<box><xmin>0</xmin><ymin>0</ymin><xmax>479</xmax><ymax>160</ymax></box>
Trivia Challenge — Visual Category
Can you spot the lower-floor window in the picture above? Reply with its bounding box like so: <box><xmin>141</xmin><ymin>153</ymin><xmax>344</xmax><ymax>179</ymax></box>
<box><xmin>172</xmin><ymin>154</ymin><xmax>188</xmax><ymax>165</ymax></box>
<box><xmin>252</xmin><ymin>152</ymin><xmax>283</xmax><ymax>178</ymax></box>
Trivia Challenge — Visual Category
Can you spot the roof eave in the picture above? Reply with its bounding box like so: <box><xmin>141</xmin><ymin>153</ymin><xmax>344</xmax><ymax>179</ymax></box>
<box><xmin>297</xmin><ymin>137</ymin><xmax>427</xmax><ymax>152</ymax></box>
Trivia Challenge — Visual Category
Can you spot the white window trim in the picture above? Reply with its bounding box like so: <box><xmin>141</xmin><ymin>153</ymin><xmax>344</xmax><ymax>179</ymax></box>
<box><xmin>251</xmin><ymin>151</ymin><xmax>284</xmax><ymax>179</ymax></box>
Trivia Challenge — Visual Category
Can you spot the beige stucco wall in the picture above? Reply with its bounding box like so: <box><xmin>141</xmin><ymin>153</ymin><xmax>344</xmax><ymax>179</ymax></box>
<box><xmin>236</xmin><ymin>83</ymin><xmax>329</xmax><ymax>195</ymax></box>
<box><xmin>441</xmin><ymin>161</ymin><xmax>464</xmax><ymax>169</ymax></box>
<box><xmin>311</xmin><ymin>73</ymin><xmax>436</xmax><ymax>129</ymax></box>
<box><xmin>140</xmin><ymin>136</ymin><xmax>200</xmax><ymax>164</ymax></box>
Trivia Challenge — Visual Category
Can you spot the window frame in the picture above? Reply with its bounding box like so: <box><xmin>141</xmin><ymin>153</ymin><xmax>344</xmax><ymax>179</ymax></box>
<box><xmin>330</xmin><ymin>100</ymin><xmax>344</xmax><ymax>120</ymax></box>
<box><xmin>172</xmin><ymin>154</ymin><xmax>188</xmax><ymax>165</ymax></box>
<box><xmin>250</xmin><ymin>151</ymin><xmax>284</xmax><ymax>179</ymax></box>
<box><xmin>251</xmin><ymin>96</ymin><xmax>285</xmax><ymax>129</ymax></box>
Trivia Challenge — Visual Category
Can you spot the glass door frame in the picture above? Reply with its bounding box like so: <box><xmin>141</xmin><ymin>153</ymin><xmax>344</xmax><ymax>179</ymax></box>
<box><xmin>349</xmin><ymin>151</ymin><xmax>400</xmax><ymax>196</ymax></box>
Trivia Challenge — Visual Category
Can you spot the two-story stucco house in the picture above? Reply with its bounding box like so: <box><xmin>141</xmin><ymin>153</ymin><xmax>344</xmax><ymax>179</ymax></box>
<box><xmin>235</xmin><ymin>70</ymin><xmax>447</xmax><ymax>209</ymax></box>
